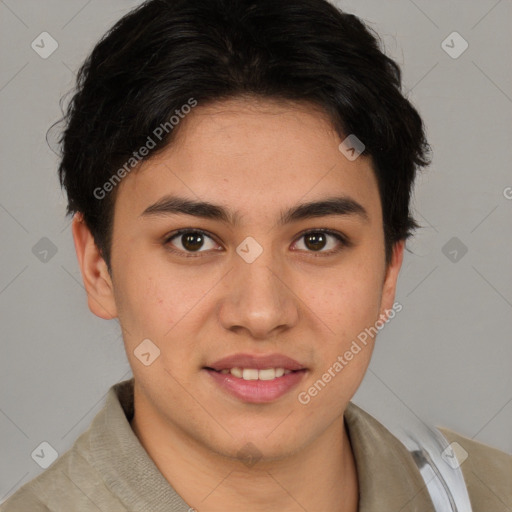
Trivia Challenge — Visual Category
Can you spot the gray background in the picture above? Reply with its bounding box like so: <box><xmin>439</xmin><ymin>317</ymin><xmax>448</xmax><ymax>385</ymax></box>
<box><xmin>1</xmin><ymin>0</ymin><xmax>511</xmax><ymax>503</ymax></box>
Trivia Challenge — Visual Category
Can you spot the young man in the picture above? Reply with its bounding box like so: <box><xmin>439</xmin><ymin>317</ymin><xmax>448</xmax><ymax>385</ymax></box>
<box><xmin>2</xmin><ymin>0</ymin><xmax>510</xmax><ymax>511</ymax></box>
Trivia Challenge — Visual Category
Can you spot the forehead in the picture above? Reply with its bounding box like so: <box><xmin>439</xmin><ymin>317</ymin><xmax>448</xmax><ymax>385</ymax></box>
<box><xmin>114</xmin><ymin>97</ymin><xmax>381</xmax><ymax>225</ymax></box>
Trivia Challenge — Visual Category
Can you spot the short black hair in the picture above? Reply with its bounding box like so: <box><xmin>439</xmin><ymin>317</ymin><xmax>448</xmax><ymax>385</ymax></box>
<box><xmin>55</xmin><ymin>0</ymin><xmax>430</xmax><ymax>269</ymax></box>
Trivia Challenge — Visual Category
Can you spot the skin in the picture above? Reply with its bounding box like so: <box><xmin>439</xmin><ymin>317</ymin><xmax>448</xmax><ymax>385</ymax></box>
<box><xmin>72</xmin><ymin>97</ymin><xmax>404</xmax><ymax>512</ymax></box>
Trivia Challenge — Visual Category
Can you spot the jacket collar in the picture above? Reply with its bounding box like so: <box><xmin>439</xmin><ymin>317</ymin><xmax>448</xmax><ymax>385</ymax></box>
<box><xmin>344</xmin><ymin>402</ymin><xmax>435</xmax><ymax>511</ymax></box>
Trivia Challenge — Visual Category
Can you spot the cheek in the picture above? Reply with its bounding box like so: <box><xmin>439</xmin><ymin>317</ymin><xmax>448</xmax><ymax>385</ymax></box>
<box><xmin>304</xmin><ymin>260</ymin><xmax>385</xmax><ymax>341</ymax></box>
<box><xmin>331</xmin><ymin>283</ymin><xmax>382</xmax><ymax>340</ymax></box>
<box><xmin>111</xmin><ymin>248</ymin><xmax>175</xmax><ymax>339</ymax></box>
<box><xmin>116</xmin><ymin>276</ymin><xmax>179</xmax><ymax>341</ymax></box>
<box><xmin>113</xmin><ymin>251</ymin><xmax>219</xmax><ymax>347</ymax></box>
<box><xmin>297</xmin><ymin>277</ymin><xmax>382</xmax><ymax>417</ymax></box>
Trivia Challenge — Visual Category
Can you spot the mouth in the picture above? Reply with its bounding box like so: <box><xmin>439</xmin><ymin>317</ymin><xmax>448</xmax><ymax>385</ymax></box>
<box><xmin>203</xmin><ymin>353</ymin><xmax>308</xmax><ymax>403</ymax></box>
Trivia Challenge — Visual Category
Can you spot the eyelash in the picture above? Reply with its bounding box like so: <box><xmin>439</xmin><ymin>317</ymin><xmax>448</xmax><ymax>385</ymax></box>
<box><xmin>163</xmin><ymin>228</ymin><xmax>350</xmax><ymax>258</ymax></box>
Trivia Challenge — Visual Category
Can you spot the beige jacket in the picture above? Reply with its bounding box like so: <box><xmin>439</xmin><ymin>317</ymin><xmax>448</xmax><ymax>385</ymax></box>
<box><xmin>1</xmin><ymin>379</ymin><xmax>510</xmax><ymax>511</ymax></box>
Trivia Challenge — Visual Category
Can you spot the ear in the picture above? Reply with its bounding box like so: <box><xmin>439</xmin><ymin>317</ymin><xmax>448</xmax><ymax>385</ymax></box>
<box><xmin>380</xmin><ymin>240</ymin><xmax>404</xmax><ymax>316</ymax></box>
<box><xmin>71</xmin><ymin>213</ymin><xmax>118</xmax><ymax>320</ymax></box>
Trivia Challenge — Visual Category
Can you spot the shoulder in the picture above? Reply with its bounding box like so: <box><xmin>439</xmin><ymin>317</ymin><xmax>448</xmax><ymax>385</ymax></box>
<box><xmin>0</xmin><ymin>428</ymin><xmax>124</xmax><ymax>511</ymax></box>
<box><xmin>438</xmin><ymin>427</ymin><xmax>512</xmax><ymax>511</ymax></box>
<box><xmin>0</xmin><ymin>449</ymin><xmax>73</xmax><ymax>511</ymax></box>
<box><xmin>0</xmin><ymin>485</ymin><xmax>50</xmax><ymax>512</ymax></box>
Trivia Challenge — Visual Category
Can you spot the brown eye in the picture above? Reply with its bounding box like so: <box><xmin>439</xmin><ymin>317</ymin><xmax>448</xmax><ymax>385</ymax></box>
<box><xmin>293</xmin><ymin>229</ymin><xmax>348</xmax><ymax>254</ymax></box>
<box><xmin>165</xmin><ymin>229</ymin><xmax>219</xmax><ymax>255</ymax></box>
<box><xmin>304</xmin><ymin>232</ymin><xmax>328</xmax><ymax>251</ymax></box>
<box><xmin>181</xmin><ymin>232</ymin><xmax>205</xmax><ymax>251</ymax></box>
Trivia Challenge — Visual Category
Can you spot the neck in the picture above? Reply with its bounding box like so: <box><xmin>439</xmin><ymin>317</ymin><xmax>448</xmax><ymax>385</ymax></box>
<box><xmin>131</xmin><ymin>388</ymin><xmax>359</xmax><ymax>512</ymax></box>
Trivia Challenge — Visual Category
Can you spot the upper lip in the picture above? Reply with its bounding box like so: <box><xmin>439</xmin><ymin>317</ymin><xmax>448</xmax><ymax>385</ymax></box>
<box><xmin>206</xmin><ymin>353</ymin><xmax>305</xmax><ymax>371</ymax></box>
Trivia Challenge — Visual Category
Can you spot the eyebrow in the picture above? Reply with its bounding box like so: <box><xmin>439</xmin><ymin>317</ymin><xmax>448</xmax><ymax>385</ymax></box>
<box><xmin>140</xmin><ymin>195</ymin><xmax>369</xmax><ymax>227</ymax></box>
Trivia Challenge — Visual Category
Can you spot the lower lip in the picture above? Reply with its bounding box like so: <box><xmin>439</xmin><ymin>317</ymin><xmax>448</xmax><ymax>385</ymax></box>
<box><xmin>205</xmin><ymin>369</ymin><xmax>307</xmax><ymax>403</ymax></box>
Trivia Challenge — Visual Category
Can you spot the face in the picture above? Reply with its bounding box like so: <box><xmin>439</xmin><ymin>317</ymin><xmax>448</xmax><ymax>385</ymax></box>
<box><xmin>75</xmin><ymin>97</ymin><xmax>403</xmax><ymax>462</ymax></box>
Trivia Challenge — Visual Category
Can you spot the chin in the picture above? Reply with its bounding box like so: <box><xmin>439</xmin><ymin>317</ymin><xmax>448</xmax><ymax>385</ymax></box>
<box><xmin>225</xmin><ymin>432</ymin><xmax>302</xmax><ymax>463</ymax></box>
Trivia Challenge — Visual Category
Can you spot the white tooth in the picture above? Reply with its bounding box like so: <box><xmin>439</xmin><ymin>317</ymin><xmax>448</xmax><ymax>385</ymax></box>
<box><xmin>242</xmin><ymin>368</ymin><xmax>259</xmax><ymax>380</ymax></box>
<box><xmin>230</xmin><ymin>367</ymin><xmax>243</xmax><ymax>378</ymax></box>
<box><xmin>259</xmin><ymin>368</ymin><xmax>276</xmax><ymax>380</ymax></box>
<box><xmin>227</xmin><ymin>367</ymin><xmax>289</xmax><ymax>380</ymax></box>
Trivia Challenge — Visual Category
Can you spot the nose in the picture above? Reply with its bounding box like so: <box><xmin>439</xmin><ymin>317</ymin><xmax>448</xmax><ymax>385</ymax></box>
<box><xmin>217</xmin><ymin>243</ymin><xmax>300</xmax><ymax>340</ymax></box>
